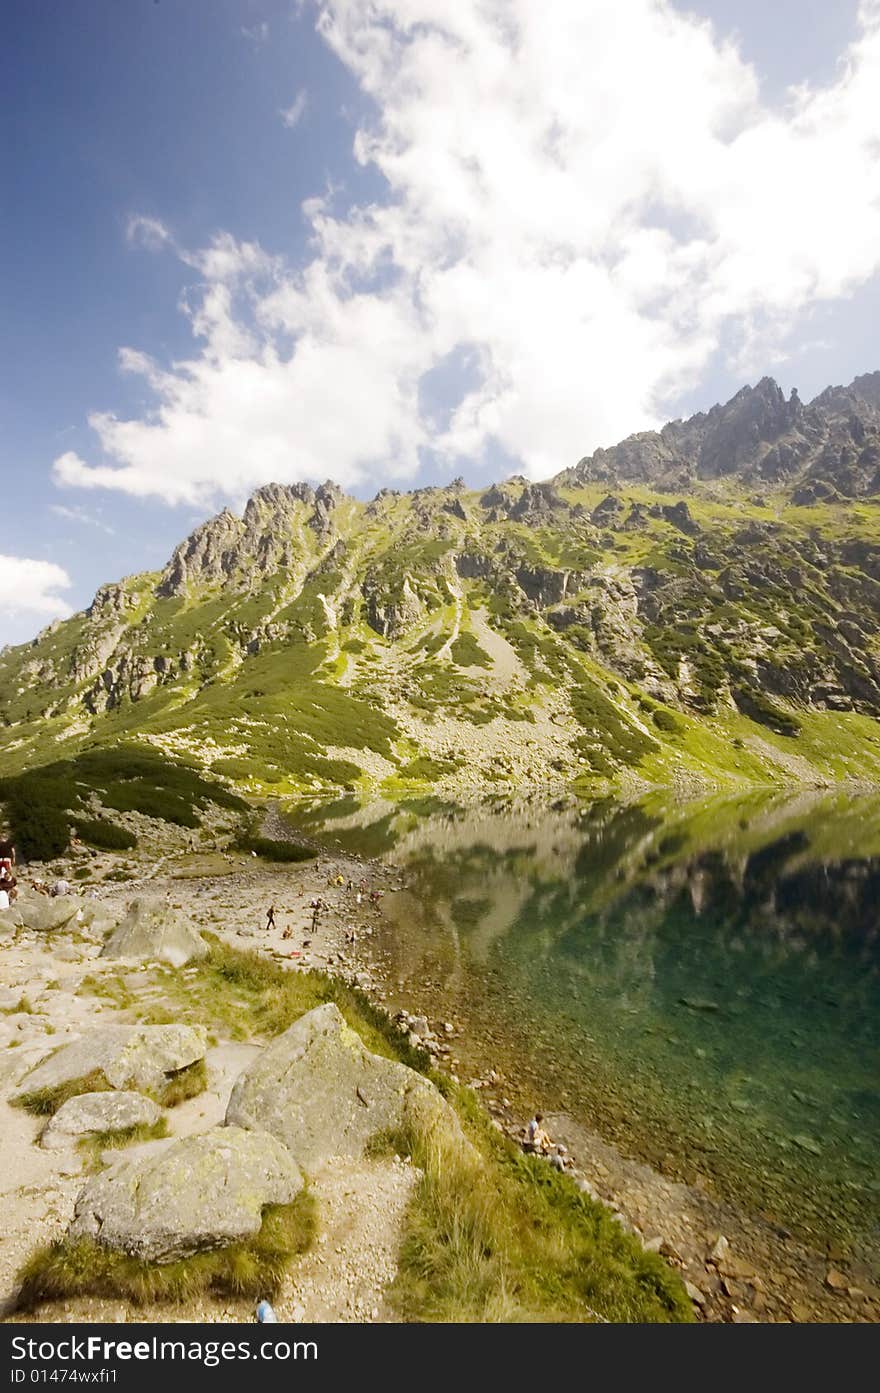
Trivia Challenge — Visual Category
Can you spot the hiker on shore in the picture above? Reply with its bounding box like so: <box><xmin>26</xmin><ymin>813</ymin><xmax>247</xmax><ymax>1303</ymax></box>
<box><xmin>525</xmin><ymin>1112</ymin><xmax>552</xmax><ymax>1155</ymax></box>
<box><xmin>266</xmin><ymin>904</ymin><xmax>277</xmax><ymax>932</ymax></box>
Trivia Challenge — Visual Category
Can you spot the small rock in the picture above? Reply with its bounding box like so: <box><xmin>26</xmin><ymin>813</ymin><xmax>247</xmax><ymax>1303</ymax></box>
<box><xmin>792</xmin><ymin>1134</ymin><xmax>822</xmax><ymax>1156</ymax></box>
<box><xmin>710</xmin><ymin>1235</ymin><xmax>730</xmax><ymax>1263</ymax></box>
<box><xmin>685</xmin><ymin>1281</ymin><xmax>706</xmax><ymax>1307</ymax></box>
<box><xmin>825</xmin><ymin>1268</ymin><xmax>849</xmax><ymax>1292</ymax></box>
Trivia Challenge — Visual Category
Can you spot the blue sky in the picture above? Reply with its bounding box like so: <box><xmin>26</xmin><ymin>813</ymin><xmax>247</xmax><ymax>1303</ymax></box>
<box><xmin>2</xmin><ymin>0</ymin><xmax>879</xmax><ymax>643</ymax></box>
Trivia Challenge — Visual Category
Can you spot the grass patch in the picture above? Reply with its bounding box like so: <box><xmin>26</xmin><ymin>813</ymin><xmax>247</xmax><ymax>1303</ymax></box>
<box><xmin>156</xmin><ymin>1057</ymin><xmax>208</xmax><ymax>1108</ymax></box>
<box><xmin>2</xmin><ymin>995</ymin><xmax>34</xmax><ymax>1016</ymax></box>
<box><xmin>14</xmin><ymin>1070</ymin><xmax>114</xmax><ymax>1117</ymax></box>
<box><xmin>76</xmin><ymin>1117</ymin><xmax>170</xmax><ymax>1169</ymax></box>
<box><xmin>15</xmin><ymin>1193</ymin><xmax>317</xmax><ymax>1310</ymax></box>
<box><xmin>14</xmin><ymin>1058</ymin><xmax>207</xmax><ymax>1115</ymax></box>
<box><xmin>136</xmin><ymin>938</ymin><xmax>431</xmax><ymax>1069</ymax></box>
<box><xmin>380</xmin><ymin>1097</ymin><xmax>693</xmax><ymax>1324</ymax></box>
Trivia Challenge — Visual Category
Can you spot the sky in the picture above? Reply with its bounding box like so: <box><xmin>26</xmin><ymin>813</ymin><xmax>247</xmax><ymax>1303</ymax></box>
<box><xmin>2</xmin><ymin>0</ymin><xmax>880</xmax><ymax>644</ymax></box>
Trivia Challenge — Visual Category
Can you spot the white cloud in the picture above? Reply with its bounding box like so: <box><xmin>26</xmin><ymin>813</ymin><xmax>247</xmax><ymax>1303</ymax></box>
<box><xmin>49</xmin><ymin>504</ymin><xmax>115</xmax><ymax>535</ymax></box>
<box><xmin>55</xmin><ymin>0</ymin><xmax>880</xmax><ymax>503</ymax></box>
<box><xmin>240</xmin><ymin>22</ymin><xmax>269</xmax><ymax>45</ymax></box>
<box><xmin>125</xmin><ymin>214</ymin><xmax>172</xmax><ymax>252</ymax></box>
<box><xmin>0</xmin><ymin>556</ymin><xmax>73</xmax><ymax>620</ymax></box>
<box><xmin>280</xmin><ymin>89</ymin><xmax>309</xmax><ymax>128</ymax></box>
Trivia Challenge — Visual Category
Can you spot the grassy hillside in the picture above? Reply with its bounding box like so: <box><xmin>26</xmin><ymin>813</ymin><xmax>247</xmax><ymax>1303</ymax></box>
<box><xmin>3</xmin><ymin>471</ymin><xmax>880</xmax><ymax>810</ymax></box>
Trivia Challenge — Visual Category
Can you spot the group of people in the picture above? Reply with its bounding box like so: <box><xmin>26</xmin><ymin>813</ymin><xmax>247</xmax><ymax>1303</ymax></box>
<box><xmin>0</xmin><ymin>839</ymin><xmax>17</xmax><ymax>910</ymax></box>
<box><xmin>524</xmin><ymin>1111</ymin><xmax>570</xmax><ymax>1172</ymax></box>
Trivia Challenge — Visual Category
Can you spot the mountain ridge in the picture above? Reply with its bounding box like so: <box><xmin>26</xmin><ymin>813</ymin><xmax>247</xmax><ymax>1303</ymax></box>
<box><xmin>5</xmin><ymin>370</ymin><xmax>880</xmax><ymax>805</ymax></box>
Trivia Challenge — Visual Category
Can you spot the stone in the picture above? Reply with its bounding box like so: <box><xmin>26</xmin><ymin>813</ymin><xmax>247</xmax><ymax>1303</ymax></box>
<box><xmin>685</xmin><ymin>1281</ymin><xmax>706</xmax><ymax>1307</ymax></box>
<box><xmin>15</xmin><ymin>889</ymin><xmax>81</xmax><ymax>934</ymax></box>
<box><xmin>717</xmin><ymin>1252</ymin><xmax>757</xmax><ymax>1280</ymax></box>
<box><xmin>791</xmin><ymin>1134</ymin><xmax>822</xmax><ymax>1156</ymax></box>
<box><xmin>40</xmin><ymin>1090</ymin><xmax>161</xmax><ymax>1150</ymax></box>
<box><xmin>710</xmin><ymin>1234</ymin><xmax>730</xmax><ymax>1263</ymax></box>
<box><xmin>15</xmin><ymin>1024</ymin><xmax>207</xmax><ymax>1100</ymax></box>
<box><xmin>659</xmin><ymin>1238</ymin><xmax>684</xmax><ymax>1263</ymax></box>
<box><xmin>409</xmin><ymin>1016</ymin><xmax>430</xmax><ymax>1038</ymax></box>
<box><xmin>825</xmin><ymin>1268</ymin><xmax>849</xmax><ymax>1291</ymax></box>
<box><xmin>227</xmin><ymin>1003</ymin><xmax>470</xmax><ymax>1171</ymax></box>
<box><xmin>101</xmin><ymin>897</ymin><xmax>207</xmax><ymax>967</ymax></box>
<box><xmin>69</xmin><ymin>1125</ymin><xmax>302</xmax><ymax>1262</ymax></box>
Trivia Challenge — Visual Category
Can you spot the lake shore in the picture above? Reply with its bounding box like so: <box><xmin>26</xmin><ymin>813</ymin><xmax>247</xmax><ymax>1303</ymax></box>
<box><xmin>2</xmin><ymin>835</ymin><xmax>877</xmax><ymax>1324</ymax></box>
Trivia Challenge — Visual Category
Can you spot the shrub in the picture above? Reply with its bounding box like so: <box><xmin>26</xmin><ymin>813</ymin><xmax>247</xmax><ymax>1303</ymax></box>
<box><xmin>237</xmin><ymin>835</ymin><xmax>314</xmax><ymax>863</ymax></box>
<box><xmin>652</xmin><ymin>708</ymin><xmax>682</xmax><ymax>734</ymax></box>
<box><xmin>75</xmin><ymin>819</ymin><xmax>137</xmax><ymax>851</ymax></box>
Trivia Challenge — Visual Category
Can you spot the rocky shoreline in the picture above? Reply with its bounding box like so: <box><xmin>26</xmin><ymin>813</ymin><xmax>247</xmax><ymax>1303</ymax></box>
<box><xmin>1</xmin><ymin>835</ymin><xmax>877</xmax><ymax>1324</ymax></box>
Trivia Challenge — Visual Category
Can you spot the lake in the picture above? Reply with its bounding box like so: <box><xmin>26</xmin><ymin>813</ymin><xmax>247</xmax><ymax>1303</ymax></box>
<box><xmin>283</xmin><ymin>788</ymin><xmax>880</xmax><ymax>1267</ymax></box>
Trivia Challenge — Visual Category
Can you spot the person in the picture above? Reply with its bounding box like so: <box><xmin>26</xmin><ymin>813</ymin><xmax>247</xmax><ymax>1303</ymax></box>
<box><xmin>525</xmin><ymin>1112</ymin><xmax>552</xmax><ymax>1154</ymax></box>
<box><xmin>266</xmin><ymin>904</ymin><xmax>277</xmax><ymax>931</ymax></box>
<box><xmin>0</xmin><ymin>840</ymin><xmax>15</xmax><ymax>884</ymax></box>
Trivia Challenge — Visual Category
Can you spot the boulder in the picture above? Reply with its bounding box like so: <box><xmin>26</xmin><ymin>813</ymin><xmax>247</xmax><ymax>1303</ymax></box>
<box><xmin>15</xmin><ymin>1024</ymin><xmax>207</xmax><ymax>1100</ymax></box>
<box><xmin>68</xmin><ymin>1125</ymin><xmax>303</xmax><ymax>1262</ymax></box>
<box><xmin>40</xmin><ymin>1090</ymin><xmax>162</xmax><ymax>1150</ymax></box>
<box><xmin>100</xmin><ymin>897</ymin><xmax>207</xmax><ymax>967</ymax></box>
<box><xmin>15</xmin><ymin>889</ymin><xmax>81</xmax><ymax>934</ymax></box>
<box><xmin>227</xmin><ymin>1003</ymin><xmax>466</xmax><ymax>1170</ymax></box>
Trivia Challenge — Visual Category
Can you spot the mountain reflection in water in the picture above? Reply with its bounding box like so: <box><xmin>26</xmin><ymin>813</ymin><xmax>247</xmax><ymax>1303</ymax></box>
<box><xmin>284</xmin><ymin>790</ymin><xmax>880</xmax><ymax>1260</ymax></box>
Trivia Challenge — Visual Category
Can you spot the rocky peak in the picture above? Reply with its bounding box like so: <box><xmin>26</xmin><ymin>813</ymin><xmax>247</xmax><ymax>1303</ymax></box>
<box><xmin>510</xmin><ymin>482</ymin><xmax>569</xmax><ymax>522</ymax></box>
<box><xmin>560</xmin><ymin>369</ymin><xmax>880</xmax><ymax>497</ymax></box>
<box><xmin>157</xmin><ymin>508</ymin><xmax>245</xmax><ymax>597</ymax></box>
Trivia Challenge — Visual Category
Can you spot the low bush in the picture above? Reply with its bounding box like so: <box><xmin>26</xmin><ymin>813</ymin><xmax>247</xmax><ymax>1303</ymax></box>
<box><xmin>75</xmin><ymin>819</ymin><xmax>137</xmax><ymax>851</ymax></box>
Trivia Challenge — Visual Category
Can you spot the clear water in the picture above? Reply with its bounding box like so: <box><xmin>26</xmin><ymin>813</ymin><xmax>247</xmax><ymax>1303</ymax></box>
<box><xmin>285</xmin><ymin>789</ymin><xmax>880</xmax><ymax>1263</ymax></box>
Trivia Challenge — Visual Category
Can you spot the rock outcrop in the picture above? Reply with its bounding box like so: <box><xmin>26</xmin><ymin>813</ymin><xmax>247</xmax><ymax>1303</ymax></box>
<box><xmin>15</xmin><ymin>1025</ymin><xmax>207</xmax><ymax>1100</ymax></box>
<box><xmin>226</xmin><ymin>1003</ymin><xmax>466</xmax><ymax>1169</ymax></box>
<box><xmin>14</xmin><ymin>889</ymin><xmax>81</xmax><ymax>934</ymax></box>
<box><xmin>68</xmin><ymin>1126</ymin><xmax>302</xmax><ymax>1261</ymax></box>
<box><xmin>100</xmin><ymin>897</ymin><xmax>207</xmax><ymax>966</ymax></box>
<box><xmin>40</xmin><ymin>1090</ymin><xmax>162</xmax><ymax>1151</ymax></box>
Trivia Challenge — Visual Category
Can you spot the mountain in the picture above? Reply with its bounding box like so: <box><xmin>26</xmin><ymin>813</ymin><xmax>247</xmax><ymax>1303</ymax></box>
<box><xmin>559</xmin><ymin>371</ymin><xmax>880</xmax><ymax>502</ymax></box>
<box><xmin>5</xmin><ymin>372</ymin><xmax>880</xmax><ymax>816</ymax></box>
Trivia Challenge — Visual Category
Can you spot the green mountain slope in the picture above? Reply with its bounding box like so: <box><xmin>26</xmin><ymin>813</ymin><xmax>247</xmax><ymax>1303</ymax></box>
<box><xmin>5</xmin><ymin>375</ymin><xmax>880</xmax><ymax>804</ymax></box>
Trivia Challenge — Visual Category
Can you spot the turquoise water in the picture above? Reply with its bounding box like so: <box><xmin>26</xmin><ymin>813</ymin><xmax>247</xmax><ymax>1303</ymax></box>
<box><xmin>285</xmin><ymin>790</ymin><xmax>880</xmax><ymax>1262</ymax></box>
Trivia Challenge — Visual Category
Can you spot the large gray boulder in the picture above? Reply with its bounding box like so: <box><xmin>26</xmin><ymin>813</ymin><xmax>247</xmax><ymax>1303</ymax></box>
<box><xmin>15</xmin><ymin>1024</ymin><xmax>207</xmax><ymax>1100</ymax></box>
<box><xmin>40</xmin><ymin>1090</ymin><xmax>162</xmax><ymax>1150</ymax></box>
<box><xmin>100</xmin><ymin>897</ymin><xmax>207</xmax><ymax>967</ymax></box>
<box><xmin>227</xmin><ymin>1003</ymin><xmax>466</xmax><ymax>1170</ymax></box>
<box><xmin>15</xmin><ymin>889</ymin><xmax>81</xmax><ymax>933</ymax></box>
<box><xmin>69</xmin><ymin>1125</ymin><xmax>303</xmax><ymax>1261</ymax></box>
